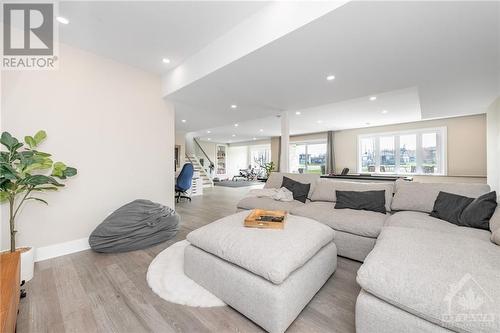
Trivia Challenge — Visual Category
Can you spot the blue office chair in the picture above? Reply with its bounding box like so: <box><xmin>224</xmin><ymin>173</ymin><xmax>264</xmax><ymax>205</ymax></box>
<box><xmin>175</xmin><ymin>163</ymin><xmax>194</xmax><ymax>203</ymax></box>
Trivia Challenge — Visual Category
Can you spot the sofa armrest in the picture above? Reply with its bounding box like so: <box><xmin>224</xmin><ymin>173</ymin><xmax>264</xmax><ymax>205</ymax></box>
<box><xmin>490</xmin><ymin>207</ymin><xmax>500</xmax><ymax>245</ymax></box>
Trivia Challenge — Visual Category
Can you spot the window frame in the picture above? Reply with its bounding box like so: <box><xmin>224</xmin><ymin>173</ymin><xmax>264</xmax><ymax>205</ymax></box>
<box><xmin>289</xmin><ymin>139</ymin><xmax>327</xmax><ymax>174</ymax></box>
<box><xmin>357</xmin><ymin>127</ymin><xmax>447</xmax><ymax>176</ymax></box>
<box><xmin>249</xmin><ymin>144</ymin><xmax>271</xmax><ymax>169</ymax></box>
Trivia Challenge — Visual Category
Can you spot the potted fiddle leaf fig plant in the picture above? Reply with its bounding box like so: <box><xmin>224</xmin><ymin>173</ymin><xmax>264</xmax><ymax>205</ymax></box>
<box><xmin>0</xmin><ymin>130</ymin><xmax>77</xmax><ymax>282</ymax></box>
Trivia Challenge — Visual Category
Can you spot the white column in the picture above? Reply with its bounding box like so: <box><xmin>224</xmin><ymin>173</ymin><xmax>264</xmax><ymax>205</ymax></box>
<box><xmin>487</xmin><ymin>98</ymin><xmax>500</xmax><ymax>192</ymax></box>
<box><xmin>279</xmin><ymin>111</ymin><xmax>290</xmax><ymax>173</ymax></box>
<box><xmin>185</xmin><ymin>132</ymin><xmax>195</xmax><ymax>156</ymax></box>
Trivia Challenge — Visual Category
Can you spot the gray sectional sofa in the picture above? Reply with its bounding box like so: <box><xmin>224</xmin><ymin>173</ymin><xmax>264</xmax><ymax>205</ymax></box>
<box><xmin>236</xmin><ymin>172</ymin><xmax>500</xmax><ymax>332</ymax></box>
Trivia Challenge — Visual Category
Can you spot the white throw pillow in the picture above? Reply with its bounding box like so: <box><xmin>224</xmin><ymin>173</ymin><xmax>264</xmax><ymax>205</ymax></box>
<box><xmin>272</xmin><ymin>187</ymin><xmax>294</xmax><ymax>202</ymax></box>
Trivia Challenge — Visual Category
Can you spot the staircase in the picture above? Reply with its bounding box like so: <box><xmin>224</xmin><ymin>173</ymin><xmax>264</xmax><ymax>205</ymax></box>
<box><xmin>186</xmin><ymin>153</ymin><xmax>214</xmax><ymax>188</ymax></box>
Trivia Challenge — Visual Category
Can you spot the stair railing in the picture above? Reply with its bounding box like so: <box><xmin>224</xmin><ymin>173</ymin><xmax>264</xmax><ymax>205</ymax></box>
<box><xmin>191</xmin><ymin>138</ymin><xmax>214</xmax><ymax>180</ymax></box>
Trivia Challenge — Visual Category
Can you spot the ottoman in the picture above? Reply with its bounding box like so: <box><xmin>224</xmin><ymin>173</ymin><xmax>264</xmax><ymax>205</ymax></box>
<box><xmin>184</xmin><ymin>211</ymin><xmax>337</xmax><ymax>333</ymax></box>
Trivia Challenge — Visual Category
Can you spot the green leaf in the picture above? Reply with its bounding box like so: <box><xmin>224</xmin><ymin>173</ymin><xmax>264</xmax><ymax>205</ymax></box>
<box><xmin>22</xmin><ymin>175</ymin><xmax>64</xmax><ymax>187</ymax></box>
<box><xmin>0</xmin><ymin>152</ymin><xmax>9</xmax><ymax>163</ymax></box>
<box><xmin>31</xmin><ymin>186</ymin><xmax>59</xmax><ymax>192</ymax></box>
<box><xmin>24</xmin><ymin>136</ymin><xmax>37</xmax><ymax>148</ymax></box>
<box><xmin>53</xmin><ymin>161</ymin><xmax>66</xmax><ymax>170</ymax></box>
<box><xmin>19</xmin><ymin>150</ymin><xmax>34</xmax><ymax>159</ymax></box>
<box><xmin>33</xmin><ymin>130</ymin><xmax>47</xmax><ymax>145</ymax></box>
<box><xmin>0</xmin><ymin>164</ymin><xmax>19</xmax><ymax>180</ymax></box>
<box><xmin>63</xmin><ymin>167</ymin><xmax>77</xmax><ymax>177</ymax></box>
<box><xmin>23</xmin><ymin>163</ymin><xmax>43</xmax><ymax>174</ymax></box>
<box><xmin>32</xmin><ymin>150</ymin><xmax>51</xmax><ymax>157</ymax></box>
<box><xmin>0</xmin><ymin>178</ymin><xmax>10</xmax><ymax>189</ymax></box>
<box><xmin>0</xmin><ymin>191</ymin><xmax>10</xmax><ymax>203</ymax></box>
<box><xmin>51</xmin><ymin>161</ymin><xmax>68</xmax><ymax>178</ymax></box>
<box><xmin>26</xmin><ymin>197</ymin><xmax>48</xmax><ymax>205</ymax></box>
<box><xmin>0</xmin><ymin>132</ymin><xmax>19</xmax><ymax>151</ymax></box>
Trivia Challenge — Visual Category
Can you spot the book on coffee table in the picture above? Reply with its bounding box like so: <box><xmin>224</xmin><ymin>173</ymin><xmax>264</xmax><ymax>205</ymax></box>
<box><xmin>244</xmin><ymin>209</ymin><xmax>287</xmax><ymax>229</ymax></box>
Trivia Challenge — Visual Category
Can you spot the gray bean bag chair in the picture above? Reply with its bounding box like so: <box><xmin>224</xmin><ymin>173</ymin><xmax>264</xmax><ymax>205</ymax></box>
<box><xmin>89</xmin><ymin>199</ymin><xmax>180</xmax><ymax>253</ymax></box>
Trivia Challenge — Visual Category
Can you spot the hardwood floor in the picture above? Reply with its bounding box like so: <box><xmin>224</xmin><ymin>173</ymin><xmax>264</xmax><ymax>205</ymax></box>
<box><xmin>17</xmin><ymin>186</ymin><xmax>362</xmax><ymax>333</ymax></box>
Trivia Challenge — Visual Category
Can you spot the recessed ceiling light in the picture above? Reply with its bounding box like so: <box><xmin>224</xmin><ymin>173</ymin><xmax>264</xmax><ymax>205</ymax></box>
<box><xmin>231</xmin><ymin>104</ymin><xmax>237</xmax><ymax>109</ymax></box>
<box><xmin>381</xmin><ymin>110</ymin><xmax>388</xmax><ymax>114</ymax></box>
<box><xmin>56</xmin><ymin>16</ymin><xmax>69</xmax><ymax>24</ymax></box>
<box><xmin>234</xmin><ymin>123</ymin><xmax>238</xmax><ymax>127</ymax></box>
<box><xmin>295</xmin><ymin>111</ymin><xmax>301</xmax><ymax>115</ymax></box>
<box><xmin>232</xmin><ymin>134</ymin><xmax>236</xmax><ymax>137</ymax></box>
<box><xmin>259</xmin><ymin>129</ymin><xmax>263</xmax><ymax>132</ymax></box>
<box><xmin>317</xmin><ymin>120</ymin><xmax>323</xmax><ymax>124</ymax></box>
<box><xmin>207</xmin><ymin>130</ymin><xmax>211</xmax><ymax>134</ymax></box>
<box><xmin>369</xmin><ymin>96</ymin><xmax>377</xmax><ymax>101</ymax></box>
<box><xmin>181</xmin><ymin>119</ymin><xmax>186</xmax><ymax>123</ymax></box>
<box><xmin>326</xmin><ymin>75</ymin><xmax>335</xmax><ymax>81</ymax></box>
<box><xmin>207</xmin><ymin>138</ymin><xmax>211</xmax><ymax>141</ymax></box>
<box><xmin>162</xmin><ymin>58</ymin><xmax>170</xmax><ymax>64</ymax></box>
<box><xmin>253</xmin><ymin>137</ymin><xmax>257</xmax><ymax>140</ymax></box>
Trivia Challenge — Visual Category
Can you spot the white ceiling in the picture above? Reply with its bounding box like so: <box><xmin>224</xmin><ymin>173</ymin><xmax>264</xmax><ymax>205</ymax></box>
<box><xmin>58</xmin><ymin>1</ymin><xmax>268</xmax><ymax>74</ymax></box>
<box><xmin>55</xmin><ymin>1</ymin><xmax>499</xmax><ymax>143</ymax></box>
<box><xmin>194</xmin><ymin>87</ymin><xmax>422</xmax><ymax>143</ymax></box>
<box><xmin>172</xmin><ymin>1</ymin><xmax>499</xmax><ymax>139</ymax></box>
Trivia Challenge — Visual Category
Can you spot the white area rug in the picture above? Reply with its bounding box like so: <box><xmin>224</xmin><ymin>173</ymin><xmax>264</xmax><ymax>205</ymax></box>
<box><xmin>146</xmin><ymin>240</ymin><xmax>226</xmax><ymax>307</ymax></box>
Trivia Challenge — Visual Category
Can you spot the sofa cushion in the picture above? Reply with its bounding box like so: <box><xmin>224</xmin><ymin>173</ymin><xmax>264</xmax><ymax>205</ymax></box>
<box><xmin>290</xmin><ymin>201</ymin><xmax>387</xmax><ymax>238</ymax></box>
<box><xmin>186</xmin><ymin>211</ymin><xmax>335</xmax><ymax>285</ymax></box>
<box><xmin>391</xmin><ymin>179</ymin><xmax>491</xmax><ymax>213</ymax></box>
<box><xmin>461</xmin><ymin>191</ymin><xmax>498</xmax><ymax>229</ymax></box>
<box><xmin>310</xmin><ymin>179</ymin><xmax>394</xmax><ymax>211</ymax></box>
<box><xmin>236</xmin><ymin>196</ymin><xmax>304</xmax><ymax>212</ymax></box>
<box><xmin>430</xmin><ymin>191</ymin><xmax>474</xmax><ymax>225</ymax></box>
<box><xmin>385</xmin><ymin>211</ymin><xmax>492</xmax><ymax>242</ymax></box>
<box><xmin>264</xmin><ymin>172</ymin><xmax>319</xmax><ymax>198</ymax></box>
<box><xmin>335</xmin><ymin>190</ymin><xmax>387</xmax><ymax>214</ymax></box>
<box><xmin>281</xmin><ymin>176</ymin><xmax>310</xmax><ymax>203</ymax></box>
<box><xmin>357</xmin><ymin>227</ymin><xmax>500</xmax><ymax>333</ymax></box>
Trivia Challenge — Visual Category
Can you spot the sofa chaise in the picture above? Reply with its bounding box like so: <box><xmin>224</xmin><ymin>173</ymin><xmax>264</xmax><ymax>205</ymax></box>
<box><xmin>356</xmin><ymin>180</ymin><xmax>500</xmax><ymax>333</ymax></box>
<box><xmin>236</xmin><ymin>172</ymin><xmax>500</xmax><ymax>332</ymax></box>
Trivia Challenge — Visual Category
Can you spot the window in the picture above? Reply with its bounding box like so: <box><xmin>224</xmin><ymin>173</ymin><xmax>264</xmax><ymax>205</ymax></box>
<box><xmin>250</xmin><ymin>145</ymin><xmax>271</xmax><ymax>169</ymax></box>
<box><xmin>357</xmin><ymin>127</ymin><xmax>446</xmax><ymax>175</ymax></box>
<box><xmin>289</xmin><ymin>141</ymin><xmax>327</xmax><ymax>174</ymax></box>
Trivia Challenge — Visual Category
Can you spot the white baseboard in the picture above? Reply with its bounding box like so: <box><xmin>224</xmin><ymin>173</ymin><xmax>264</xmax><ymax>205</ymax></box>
<box><xmin>35</xmin><ymin>237</ymin><xmax>90</xmax><ymax>262</ymax></box>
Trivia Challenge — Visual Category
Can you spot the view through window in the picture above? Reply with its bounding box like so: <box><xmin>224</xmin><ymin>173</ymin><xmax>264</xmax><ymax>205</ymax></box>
<box><xmin>358</xmin><ymin>128</ymin><xmax>446</xmax><ymax>175</ymax></box>
<box><xmin>290</xmin><ymin>142</ymin><xmax>327</xmax><ymax>174</ymax></box>
<box><xmin>250</xmin><ymin>145</ymin><xmax>271</xmax><ymax>169</ymax></box>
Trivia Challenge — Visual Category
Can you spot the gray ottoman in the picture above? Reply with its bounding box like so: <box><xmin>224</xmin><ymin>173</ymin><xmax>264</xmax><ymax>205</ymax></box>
<box><xmin>185</xmin><ymin>211</ymin><xmax>337</xmax><ymax>333</ymax></box>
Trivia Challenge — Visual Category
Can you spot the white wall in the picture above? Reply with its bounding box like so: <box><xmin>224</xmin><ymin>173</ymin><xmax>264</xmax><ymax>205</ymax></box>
<box><xmin>197</xmin><ymin>140</ymin><xmax>217</xmax><ymax>164</ymax></box>
<box><xmin>487</xmin><ymin>97</ymin><xmax>500</xmax><ymax>191</ymax></box>
<box><xmin>1</xmin><ymin>44</ymin><xmax>175</xmax><ymax>255</ymax></box>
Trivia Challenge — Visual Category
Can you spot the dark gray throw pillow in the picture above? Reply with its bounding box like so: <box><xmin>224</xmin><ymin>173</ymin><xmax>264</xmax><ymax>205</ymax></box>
<box><xmin>281</xmin><ymin>176</ymin><xmax>310</xmax><ymax>203</ymax></box>
<box><xmin>334</xmin><ymin>190</ymin><xmax>386</xmax><ymax>214</ymax></box>
<box><xmin>430</xmin><ymin>191</ymin><xmax>497</xmax><ymax>230</ymax></box>
<box><xmin>459</xmin><ymin>191</ymin><xmax>497</xmax><ymax>230</ymax></box>
<box><xmin>430</xmin><ymin>192</ymin><xmax>473</xmax><ymax>225</ymax></box>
